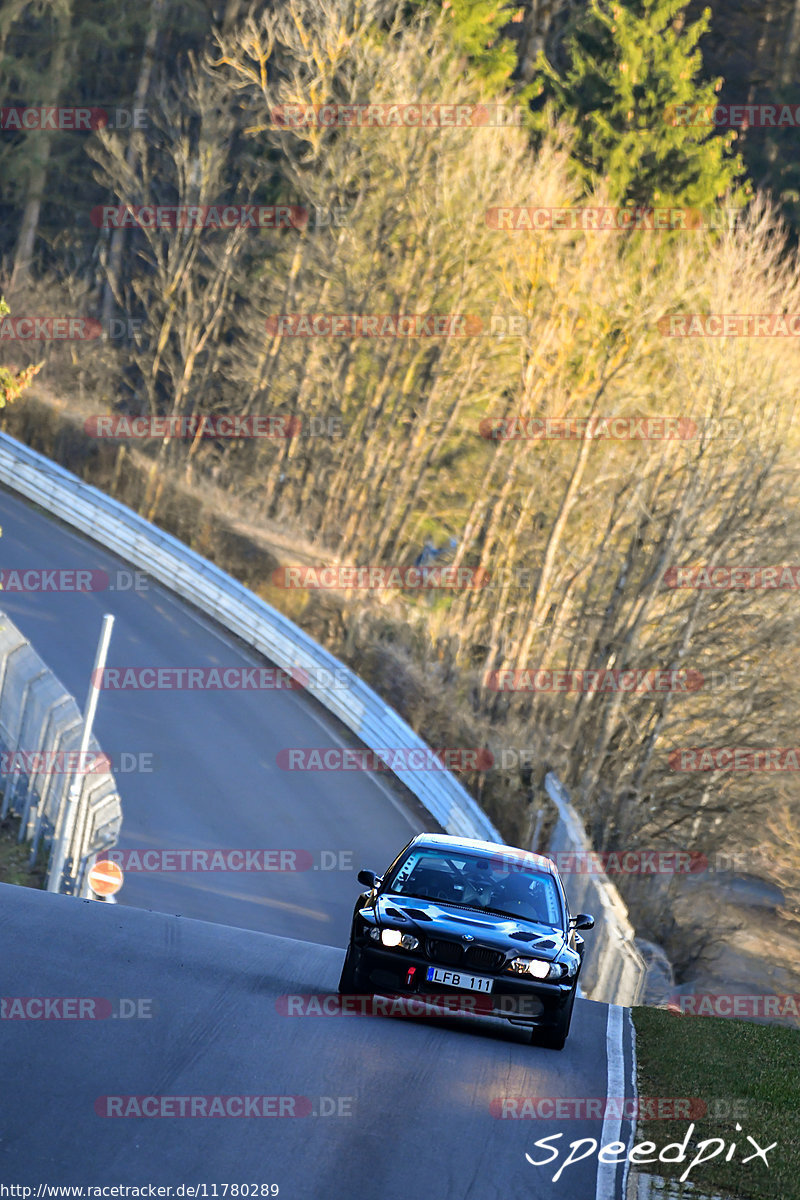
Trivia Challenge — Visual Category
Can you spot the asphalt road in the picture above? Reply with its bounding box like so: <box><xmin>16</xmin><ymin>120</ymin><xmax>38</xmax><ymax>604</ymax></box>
<box><xmin>0</xmin><ymin>483</ymin><xmax>637</xmax><ymax>1200</ymax></box>
<box><xmin>0</xmin><ymin>485</ymin><xmax>437</xmax><ymax>946</ymax></box>
<box><xmin>0</xmin><ymin>884</ymin><xmax>636</xmax><ymax>1198</ymax></box>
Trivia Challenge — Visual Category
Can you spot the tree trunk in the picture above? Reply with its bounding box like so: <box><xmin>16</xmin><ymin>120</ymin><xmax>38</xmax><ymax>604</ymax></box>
<box><xmin>10</xmin><ymin>4</ymin><xmax>72</xmax><ymax>289</ymax></box>
<box><xmin>781</xmin><ymin>0</ymin><xmax>800</xmax><ymax>83</ymax></box>
<box><xmin>100</xmin><ymin>0</ymin><xmax>166</xmax><ymax>327</ymax></box>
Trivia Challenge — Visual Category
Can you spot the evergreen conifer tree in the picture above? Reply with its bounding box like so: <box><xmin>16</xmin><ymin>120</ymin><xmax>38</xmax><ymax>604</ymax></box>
<box><xmin>533</xmin><ymin>0</ymin><xmax>750</xmax><ymax>208</ymax></box>
<box><xmin>443</xmin><ymin>0</ymin><xmax>522</xmax><ymax>93</ymax></box>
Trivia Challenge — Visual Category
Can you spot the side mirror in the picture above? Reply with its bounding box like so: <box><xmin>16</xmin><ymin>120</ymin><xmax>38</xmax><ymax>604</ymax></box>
<box><xmin>357</xmin><ymin>869</ymin><xmax>379</xmax><ymax>889</ymax></box>
<box><xmin>571</xmin><ymin>913</ymin><xmax>595</xmax><ymax>930</ymax></box>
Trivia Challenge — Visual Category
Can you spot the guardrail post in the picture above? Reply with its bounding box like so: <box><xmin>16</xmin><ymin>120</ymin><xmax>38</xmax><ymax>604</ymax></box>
<box><xmin>19</xmin><ymin>695</ymin><xmax>72</xmax><ymax>841</ymax></box>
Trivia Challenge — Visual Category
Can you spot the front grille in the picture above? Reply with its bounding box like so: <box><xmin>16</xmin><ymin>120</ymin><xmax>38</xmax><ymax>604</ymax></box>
<box><xmin>465</xmin><ymin>945</ymin><xmax>505</xmax><ymax>971</ymax></box>
<box><xmin>426</xmin><ymin>940</ymin><xmax>505</xmax><ymax>971</ymax></box>
<box><xmin>426</xmin><ymin>938</ymin><xmax>464</xmax><ymax>966</ymax></box>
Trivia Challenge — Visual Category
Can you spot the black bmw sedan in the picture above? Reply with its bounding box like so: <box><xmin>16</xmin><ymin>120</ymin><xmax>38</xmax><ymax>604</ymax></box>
<box><xmin>338</xmin><ymin>833</ymin><xmax>594</xmax><ymax>1049</ymax></box>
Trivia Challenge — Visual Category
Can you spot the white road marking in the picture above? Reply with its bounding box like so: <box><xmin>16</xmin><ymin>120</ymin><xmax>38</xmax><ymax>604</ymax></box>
<box><xmin>622</xmin><ymin>1008</ymin><xmax>638</xmax><ymax>1198</ymax></box>
<box><xmin>595</xmin><ymin>1003</ymin><xmax>627</xmax><ymax>1200</ymax></box>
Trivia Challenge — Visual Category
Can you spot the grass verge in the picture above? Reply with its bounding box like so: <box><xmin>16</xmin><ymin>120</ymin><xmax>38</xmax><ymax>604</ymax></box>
<box><xmin>632</xmin><ymin>1005</ymin><xmax>800</xmax><ymax>1199</ymax></box>
<box><xmin>0</xmin><ymin>812</ymin><xmax>47</xmax><ymax>887</ymax></box>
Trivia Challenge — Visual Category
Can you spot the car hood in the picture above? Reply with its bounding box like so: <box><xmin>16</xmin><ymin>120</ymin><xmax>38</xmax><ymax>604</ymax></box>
<box><xmin>373</xmin><ymin>893</ymin><xmax>567</xmax><ymax>960</ymax></box>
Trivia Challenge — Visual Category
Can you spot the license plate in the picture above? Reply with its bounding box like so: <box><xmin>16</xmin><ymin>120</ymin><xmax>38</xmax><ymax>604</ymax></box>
<box><xmin>426</xmin><ymin>966</ymin><xmax>494</xmax><ymax>993</ymax></box>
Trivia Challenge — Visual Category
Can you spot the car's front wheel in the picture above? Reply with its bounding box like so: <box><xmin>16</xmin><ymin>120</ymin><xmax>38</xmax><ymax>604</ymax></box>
<box><xmin>532</xmin><ymin>985</ymin><xmax>576</xmax><ymax>1051</ymax></box>
<box><xmin>337</xmin><ymin>944</ymin><xmax>363</xmax><ymax>995</ymax></box>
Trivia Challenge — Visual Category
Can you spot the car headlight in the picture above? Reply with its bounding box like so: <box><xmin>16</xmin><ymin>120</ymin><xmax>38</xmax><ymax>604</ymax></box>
<box><xmin>372</xmin><ymin>927</ymin><xmax>420</xmax><ymax>951</ymax></box>
<box><xmin>508</xmin><ymin>957</ymin><xmax>562</xmax><ymax>980</ymax></box>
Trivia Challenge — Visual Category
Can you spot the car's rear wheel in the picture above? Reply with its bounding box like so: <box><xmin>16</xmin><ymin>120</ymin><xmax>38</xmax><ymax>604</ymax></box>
<box><xmin>532</xmin><ymin>985</ymin><xmax>576</xmax><ymax>1051</ymax></box>
<box><xmin>337</xmin><ymin>944</ymin><xmax>363</xmax><ymax>995</ymax></box>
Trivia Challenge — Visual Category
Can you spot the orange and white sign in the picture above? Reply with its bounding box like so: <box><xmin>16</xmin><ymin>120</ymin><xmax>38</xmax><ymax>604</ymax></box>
<box><xmin>88</xmin><ymin>859</ymin><xmax>124</xmax><ymax>896</ymax></box>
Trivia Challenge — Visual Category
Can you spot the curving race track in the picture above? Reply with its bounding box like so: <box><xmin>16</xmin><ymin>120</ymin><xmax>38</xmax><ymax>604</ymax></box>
<box><xmin>1</xmin><ymin>884</ymin><xmax>636</xmax><ymax>1198</ymax></box>
<box><xmin>0</xmin><ymin>486</ymin><xmax>436</xmax><ymax>944</ymax></box>
<box><xmin>0</xmin><ymin>483</ymin><xmax>637</xmax><ymax>1199</ymax></box>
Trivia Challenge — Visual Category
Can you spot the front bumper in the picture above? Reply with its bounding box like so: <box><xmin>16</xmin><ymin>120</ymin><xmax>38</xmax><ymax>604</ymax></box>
<box><xmin>353</xmin><ymin>942</ymin><xmax>576</xmax><ymax>1027</ymax></box>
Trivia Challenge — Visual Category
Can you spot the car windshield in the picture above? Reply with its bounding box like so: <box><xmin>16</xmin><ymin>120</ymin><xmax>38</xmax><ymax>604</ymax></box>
<box><xmin>383</xmin><ymin>847</ymin><xmax>563</xmax><ymax>928</ymax></box>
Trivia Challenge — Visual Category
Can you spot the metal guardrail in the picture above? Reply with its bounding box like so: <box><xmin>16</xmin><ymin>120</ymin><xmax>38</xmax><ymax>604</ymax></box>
<box><xmin>0</xmin><ymin>432</ymin><xmax>646</xmax><ymax>1005</ymax></box>
<box><xmin>0</xmin><ymin>610</ymin><xmax>122</xmax><ymax>894</ymax></box>
<box><xmin>0</xmin><ymin>432</ymin><xmax>499</xmax><ymax>844</ymax></box>
<box><xmin>544</xmin><ymin>771</ymin><xmax>647</xmax><ymax>1006</ymax></box>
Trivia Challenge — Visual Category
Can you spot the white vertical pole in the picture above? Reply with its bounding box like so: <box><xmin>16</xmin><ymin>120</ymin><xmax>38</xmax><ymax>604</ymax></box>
<box><xmin>47</xmin><ymin>614</ymin><xmax>115</xmax><ymax>893</ymax></box>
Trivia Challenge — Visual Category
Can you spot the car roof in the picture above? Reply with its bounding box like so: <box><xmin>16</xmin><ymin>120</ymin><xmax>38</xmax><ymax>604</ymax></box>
<box><xmin>409</xmin><ymin>833</ymin><xmax>558</xmax><ymax>875</ymax></box>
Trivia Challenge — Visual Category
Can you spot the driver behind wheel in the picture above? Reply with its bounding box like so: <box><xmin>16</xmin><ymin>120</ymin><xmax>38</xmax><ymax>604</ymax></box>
<box><xmin>494</xmin><ymin>871</ymin><xmax>548</xmax><ymax>921</ymax></box>
<box><xmin>429</xmin><ymin>872</ymin><xmax>464</xmax><ymax>903</ymax></box>
<box><xmin>461</xmin><ymin>871</ymin><xmax>491</xmax><ymax>907</ymax></box>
